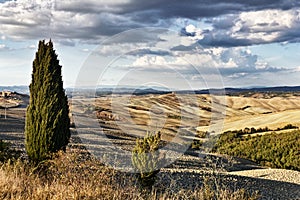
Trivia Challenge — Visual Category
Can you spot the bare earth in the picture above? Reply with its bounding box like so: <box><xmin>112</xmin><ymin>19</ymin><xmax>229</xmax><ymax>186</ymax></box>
<box><xmin>1</xmin><ymin>93</ymin><xmax>300</xmax><ymax>199</ymax></box>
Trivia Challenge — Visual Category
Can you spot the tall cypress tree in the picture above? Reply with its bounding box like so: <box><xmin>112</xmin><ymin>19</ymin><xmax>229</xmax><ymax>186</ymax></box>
<box><xmin>25</xmin><ymin>40</ymin><xmax>70</xmax><ymax>162</ymax></box>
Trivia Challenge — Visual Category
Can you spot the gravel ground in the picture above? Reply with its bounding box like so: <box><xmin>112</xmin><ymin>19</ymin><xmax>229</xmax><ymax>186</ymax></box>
<box><xmin>228</xmin><ymin>169</ymin><xmax>300</xmax><ymax>185</ymax></box>
<box><xmin>157</xmin><ymin>169</ymin><xmax>300</xmax><ymax>199</ymax></box>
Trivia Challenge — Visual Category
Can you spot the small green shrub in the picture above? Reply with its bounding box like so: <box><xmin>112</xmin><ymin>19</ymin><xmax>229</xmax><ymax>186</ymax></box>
<box><xmin>132</xmin><ymin>131</ymin><xmax>164</xmax><ymax>188</ymax></box>
<box><xmin>191</xmin><ymin>139</ymin><xmax>203</xmax><ymax>150</ymax></box>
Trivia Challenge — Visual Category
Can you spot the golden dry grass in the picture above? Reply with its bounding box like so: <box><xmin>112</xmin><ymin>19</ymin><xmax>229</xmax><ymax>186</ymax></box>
<box><xmin>0</xmin><ymin>150</ymin><xmax>259</xmax><ymax>200</ymax></box>
<box><xmin>71</xmin><ymin>93</ymin><xmax>300</xmax><ymax>141</ymax></box>
<box><xmin>0</xmin><ymin>152</ymin><xmax>142</xmax><ymax>200</ymax></box>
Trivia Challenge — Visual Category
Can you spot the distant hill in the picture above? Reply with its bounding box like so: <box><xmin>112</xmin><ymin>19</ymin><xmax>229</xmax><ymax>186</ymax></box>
<box><xmin>189</xmin><ymin>86</ymin><xmax>300</xmax><ymax>95</ymax></box>
<box><xmin>3</xmin><ymin>85</ymin><xmax>300</xmax><ymax>96</ymax></box>
<box><xmin>0</xmin><ymin>86</ymin><xmax>29</xmax><ymax>95</ymax></box>
<box><xmin>0</xmin><ymin>91</ymin><xmax>29</xmax><ymax>108</ymax></box>
<box><xmin>93</xmin><ymin>85</ymin><xmax>300</xmax><ymax>95</ymax></box>
<box><xmin>225</xmin><ymin>86</ymin><xmax>300</xmax><ymax>94</ymax></box>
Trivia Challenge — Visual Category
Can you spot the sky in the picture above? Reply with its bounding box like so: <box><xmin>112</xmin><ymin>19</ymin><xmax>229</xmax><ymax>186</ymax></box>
<box><xmin>1</xmin><ymin>0</ymin><xmax>300</xmax><ymax>90</ymax></box>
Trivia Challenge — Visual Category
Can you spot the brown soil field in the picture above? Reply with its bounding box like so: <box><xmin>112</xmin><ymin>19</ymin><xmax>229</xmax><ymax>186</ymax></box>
<box><xmin>72</xmin><ymin>93</ymin><xmax>300</xmax><ymax>142</ymax></box>
<box><xmin>2</xmin><ymin>92</ymin><xmax>300</xmax><ymax>151</ymax></box>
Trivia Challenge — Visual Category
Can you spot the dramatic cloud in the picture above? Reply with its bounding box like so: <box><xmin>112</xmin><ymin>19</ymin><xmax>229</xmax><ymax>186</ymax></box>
<box><xmin>117</xmin><ymin>0</ymin><xmax>300</xmax><ymax>21</ymax></box>
<box><xmin>1</xmin><ymin>0</ymin><xmax>299</xmax><ymax>87</ymax></box>
<box><xmin>113</xmin><ymin>44</ymin><xmax>286</xmax><ymax>79</ymax></box>
<box><xmin>0</xmin><ymin>0</ymin><xmax>142</xmax><ymax>42</ymax></box>
<box><xmin>0</xmin><ymin>0</ymin><xmax>299</xmax><ymax>45</ymax></box>
<box><xmin>194</xmin><ymin>8</ymin><xmax>300</xmax><ymax>47</ymax></box>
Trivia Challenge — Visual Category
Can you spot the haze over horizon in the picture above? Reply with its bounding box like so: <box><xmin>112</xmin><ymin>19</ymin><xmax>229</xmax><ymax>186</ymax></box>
<box><xmin>1</xmin><ymin>0</ymin><xmax>300</xmax><ymax>89</ymax></box>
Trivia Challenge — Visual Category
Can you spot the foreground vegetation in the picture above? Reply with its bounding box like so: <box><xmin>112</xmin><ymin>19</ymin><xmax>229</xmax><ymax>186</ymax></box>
<box><xmin>0</xmin><ymin>143</ymin><xmax>260</xmax><ymax>200</ymax></box>
<box><xmin>214</xmin><ymin>130</ymin><xmax>300</xmax><ymax>171</ymax></box>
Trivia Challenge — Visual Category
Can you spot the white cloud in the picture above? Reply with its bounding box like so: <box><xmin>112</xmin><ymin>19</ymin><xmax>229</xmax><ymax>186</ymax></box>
<box><xmin>255</xmin><ymin>60</ymin><xmax>269</xmax><ymax>70</ymax></box>
<box><xmin>201</xmin><ymin>8</ymin><xmax>300</xmax><ymax>46</ymax></box>
<box><xmin>180</xmin><ymin>24</ymin><xmax>205</xmax><ymax>46</ymax></box>
<box><xmin>27</xmin><ymin>44</ymin><xmax>36</xmax><ymax>49</ymax></box>
<box><xmin>223</xmin><ymin>58</ymin><xmax>238</xmax><ymax>68</ymax></box>
<box><xmin>132</xmin><ymin>55</ymin><xmax>168</xmax><ymax>67</ymax></box>
<box><xmin>294</xmin><ymin>66</ymin><xmax>300</xmax><ymax>72</ymax></box>
<box><xmin>228</xmin><ymin>72</ymin><xmax>247</xmax><ymax>78</ymax></box>
<box><xmin>232</xmin><ymin>9</ymin><xmax>297</xmax><ymax>42</ymax></box>
<box><xmin>185</xmin><ymin>24</ymin><xmax>196</xmax><ymax>33</ymax></box>
<box><xmin>119</xmin><ymin>45</ymin><xmax>279</xmax><ymax>79</ymax></box>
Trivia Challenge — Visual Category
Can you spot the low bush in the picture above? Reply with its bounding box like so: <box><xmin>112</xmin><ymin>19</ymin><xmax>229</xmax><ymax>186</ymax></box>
<box><xmin>132</xmin><ymin>131</ymin><xmax>165</xmax><ymax>188</ymax></box>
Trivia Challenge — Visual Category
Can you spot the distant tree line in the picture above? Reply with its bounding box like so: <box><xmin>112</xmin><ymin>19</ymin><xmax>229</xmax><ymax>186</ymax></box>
<box><xmin>223</xmin><ymin>124</ymin><xmax>298</xmax><ymax>136</ymax></box>
<box><xmin>213</xmin><ymin>130</ymin><xmax>300</xmax><ymax>171</ymax></box>
<box><xmin>191</xmin><ymin>125</ymin><xmax>300</xmax><ymax>170</ymax></box>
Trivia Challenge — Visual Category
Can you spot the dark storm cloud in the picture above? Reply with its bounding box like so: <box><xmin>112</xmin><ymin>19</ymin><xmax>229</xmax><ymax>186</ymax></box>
<box><xmin>114</xmin><ymin>0</ymin><xmax>300</xmax><ymax>47</ymax></box>
<box><xmin>219</xmin><ymin>66</ymin><xmax>287</xmax><ymax>77</ymax></box>
<box><xmin>198</xmin><ymin>35</ymin><xmax>255</xmax><ymax>47</ymax></box>
<box><xmin>101</xmin><ymin>28</ymin><xmax>168</xmax><ymax>44</ymax></box>
<box><xmin>127</xmin><ymin>48</ymin><xmax>171</xmax><ymax>56</ymax></box>
<box><xmin>171</xmin><ymin>43</ymin><xmax>199</xmax><ymax>51</ymax></box>
<box><xmin>1</xmin><ymin>0</ymin><xmax>300</xmax><ymax>46</ymax></box>
<box><xmin>56</xmin><ymin>0</ymin><xmax>300</xmax><ymax>28</ymax></box>
<box><xmin>118</xmin><ymin>0</ymin><xmax>299</xmax><ymax>20</ymax></box>
<box><xmin>56</xmin><ymin>0</ymin><xmax>300</xmax><ymax>17</ymax></box>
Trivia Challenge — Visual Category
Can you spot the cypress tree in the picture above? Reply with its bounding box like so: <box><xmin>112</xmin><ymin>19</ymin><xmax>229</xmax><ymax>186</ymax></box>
<box><xmin>25</xmin><ymin>40</ymin><xmax>70</xmax><ymax>162</ymax></box>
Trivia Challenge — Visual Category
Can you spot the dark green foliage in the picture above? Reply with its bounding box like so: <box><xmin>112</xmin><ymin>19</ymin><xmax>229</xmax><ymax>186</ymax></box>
<box><xmin>0</xmin><ymin>140</ymin><xmax>8</xmax><ymax>151</ymax></box>
<box><xmin>191</xmin><ymin>131</ymin><xmax>208</xmax><ymax>150</ymax></box>
<box><xmin>0</xmin><ymin>140</ymin><xmax>9</xmax><ymax>161</ymax></box>
<box><xmin>0</xmin><ymin>140</ymin><xmax>21</xmax><ymax>162</ymax></box>
<box><xmin>223</xmin><ymin>124</ymin><xmax>298</xmax><ymax>137</ymax></box>
<box><xmin>214</xmin><ymin>130</ymin><xmax>300</xmax><ymax>170</ymax></box>
<box><xmin>277</xmin><ymin>124</ymin><xmax>298</xmax><ymax>131</ymax></box>
<box><xmin>191</xmin><ymin>139</ymin><xmax>203</xmax><ymax>150</ymax></box>
<box><xmin>167</xmin><ymin>113</ymin><xmax>181</xmax><ymax>120</ymax></box>
<box><xmin>25</xmin><ymin>40</ymin><xmax>70</xmax><ymax>162</ymax></box>
<box><xmin>132</xmin><ymin>131</ymin><xmax>164</xmax><ymax>188</ymax></box>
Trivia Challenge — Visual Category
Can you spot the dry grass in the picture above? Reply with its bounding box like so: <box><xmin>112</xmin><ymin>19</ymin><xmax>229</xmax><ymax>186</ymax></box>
<box><xmin>0</xmin><ymin>151</ymin><xmax>141</xmax><ymax>200</ymax></box>
<box><xmin>0</xmin><ymin>150</ymin><xmax>260</xmax><ymax>200</ymax></box>
<box><xmin>216</xmin><ymin>95</ymin><xmax>300</xmax><ymax>131</ymax></box>
<box><xmin>72</xmin><ymin>93</ymin><xmax>300</xmax><ymax>142</ymax></box>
